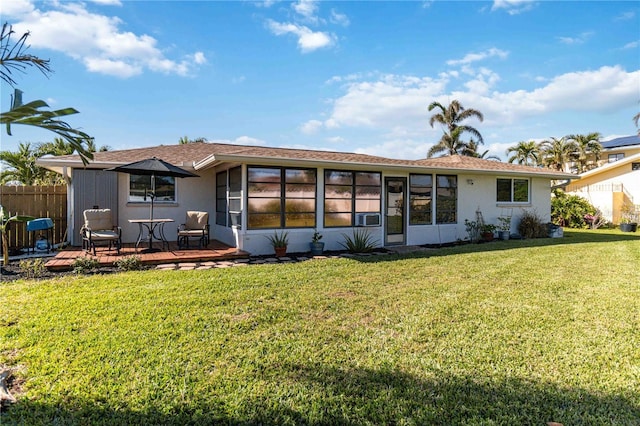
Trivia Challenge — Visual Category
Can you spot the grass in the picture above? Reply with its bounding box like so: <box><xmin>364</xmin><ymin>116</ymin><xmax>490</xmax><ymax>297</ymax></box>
<box><xmin>1</xmin><ymin>229</ymin><xmax>639</xmax><ymax>425</ymax></box>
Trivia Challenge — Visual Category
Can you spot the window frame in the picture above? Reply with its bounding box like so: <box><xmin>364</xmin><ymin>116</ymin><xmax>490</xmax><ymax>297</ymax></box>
<box><xmin>324</xmin><ymin>169</ymin><xmax>382</xmax><ymax>228</ymax></box>
<box><xmin>215</xmin><ymin>166</ymin><xmax>243</xmax><ymax>227</ymax></box>
<box><xmin>435</xmin><ymin>174</ymin><xmax>457</xmax><ymax>224</ymax></box>
<box><xmin>409</xmin><ymin>173</ymin><xmax>433</xmax><ymax>225</ymax></box>
<box><xmin>608</xmin><ymin>153</ymin><xmax>625</xmax><ymax>163</ymax></box>
<box><xmin>247</xmin><ymin>166</ymin><xmax>317</xmax><ymax>230</ymax></box>
<box><xmin>496</xmin><ymin>177</ymin><xmax>530</xmax><ymax>204</ymax></box>
<box><xmin>128</xmin><ymin>174</ymin><xmax>176</xmax><ymax>203</ymax></box>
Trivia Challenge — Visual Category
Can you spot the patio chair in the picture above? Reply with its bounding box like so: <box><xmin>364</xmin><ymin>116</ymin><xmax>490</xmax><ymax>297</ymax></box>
<box><xmin>81</xmin><ymin>209</ymin><xmax>122</xmax><ymax>255</ymax></box>
<box><xmin>177</xmin><ymin>211</ymin><xmax>210</xmax><ymax>249</ymax></box>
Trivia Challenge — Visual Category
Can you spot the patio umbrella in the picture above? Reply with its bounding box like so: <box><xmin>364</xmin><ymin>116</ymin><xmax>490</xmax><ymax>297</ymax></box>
<box><xmin>106</xmin><ymin>157</ymin><xmax>199</xmax><ymax>222</ymax></box>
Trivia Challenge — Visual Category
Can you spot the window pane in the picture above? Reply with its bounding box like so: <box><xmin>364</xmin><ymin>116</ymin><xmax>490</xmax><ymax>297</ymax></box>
<box><xmin>216</xmin><ymin>172</ymin><xmax>226</xmax><ymax>186</ymax></box>
<box><xmin>285</xmin><ymin>213</ymin><xmax>315</xmax><ymax>228</ymax></box>
<box><xmin>229</xmin><ymin>167</ymin><xmax>242</xmax><ymax>196</ymax></box>
<box><xmin>325</xmin><ymin>199</ymin><xmax>352</xmax><ymax>212</ymax></box>
<box><xmin>514</xmin><ymin>179</ymin><xmax>529</xmax><ymax>202</ymax></box>
<box><xmin>248</xmin><ymin>183</ymin><xmax>281</xmax><ymax>197</ymax></box>
<box><xmin>286</xmin><ymin>169</ymin><xmax>316</xmax><ymax>183</ymax></box>
<box><xmin>216</xmin><ymin>199</ymin><xmax>226</xmax><ymax>211</ymax></box>
<box><xmin>229</xmin><ymin>199</ymin><xmax>241</xmax><ymax>212</ymax></box>
<box><xmin>325</xmin><ymin>170</ymin><xmax>352</xmax><ymax>185</ymax></box>
<box><xmin>286</xmin><ymin>184</ymin><xmax>315</xmax><ymax>197</ymax></box>
<box><xmin>249</xmin><ymin>214</ymin><xmax>280</xmax><ymax>229</ymax></box>
<box><xmin>129</xmin><ymin>175</ymin><xmax>151</xmax><ymax>201</ymax></box>
<box><xmin>356</xmin><ymin>172</ymin><xmax>381</xmax><ymax>186</ymax></box>
<box><xmin>436</xmin><ymin>175</ymin><xmax>456</xmax><ymax>224</ymax></box>
<box><xmin>248</xmin><ymin>167</ymin><xmax>281</xmax><ymax>182</ymax></box>
<box><xmin>285</xmin><ymin>199</ymin><xmax>315</xmax><ymax>213</ymax></box>
<box><xmin>437</xmin><ymin>175</ymin><xmax>457</xmax><ymax>188</ymax></box>
<box><xmin>497</xmin><ymin>179</ymin><xmax>512</xmax><ymax>202</ymax></box>
<box><xmin>410</xmin><ymin>174</ymin><xmax>432</xmax><ymax>187</ymax></box>
<box><xmin>356</xmin><ymin>186</ymin><xmax>381</xmax><ymax>199</ymax></box>
<box><xmin>216</xmin><ymin>212</ymin><xmax>226</xmax><ymax>226</ymax></box>
<box><xmin>248</xmin><ymin>198</ymin><xmax>281</xmax><ymax>214</ymax></box>
<box><xmin>325</xmin><ymin>213</ymin><xmax>351</xmax><ymax>227</ymax></box>
<box><xmin>325</xmin><ymin>185</ymin><xmax>353</xmax><ymax>199</ymax></box>
<box><xmin>356</xmin><ymin>199</ymin><xmax>380</xmax><ymax>213</ymax></box>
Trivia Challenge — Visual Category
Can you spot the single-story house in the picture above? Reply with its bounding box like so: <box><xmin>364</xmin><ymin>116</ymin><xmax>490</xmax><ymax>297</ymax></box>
<box><xmin>37</xmin><ymin>142</ymin><xmax>575</xmax><ymax>255</ymax></box>
<box><xmin>566</xmin><ymin>135</ymin><xmax>640</xmax><ymax>223</ymax></box>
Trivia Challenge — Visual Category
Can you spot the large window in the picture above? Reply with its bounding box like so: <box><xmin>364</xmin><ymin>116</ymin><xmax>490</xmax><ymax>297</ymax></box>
<box><xmin>247</xmin><ymin>166</ymin><xmax>316</xmax><ymax>229</ymax></box>
<box><xmin>435</xmin><ymin>175</ymin><xmax>457</xmax><ymax>224</ymax></box>
<box><xmin>215</xmin><ymin>167</ymin><xmax>242</xmax><ymax>227</ymax></box>
<box><xmin>497</xmin><ymin>178</ymin><xmax>529</xmax><ymax>203</ymax></box>
<box><xmin>409</xmin><ymin>174</ymin><xmax>432</xmax><ymax>225</ymax></box>
<box><xmin>608</xmin><ymin>153</ymin><xmax>624</xmax><ymax>163</ymax></box>
<box><xmin>324</xmin><ymin>170</ymin><xmax>381</xmax><ymax>227</ymax></box>
<box><xmin>129</xmin><ymin>175</ymin><xmax>175</xmax><ymax>202</ymax></box>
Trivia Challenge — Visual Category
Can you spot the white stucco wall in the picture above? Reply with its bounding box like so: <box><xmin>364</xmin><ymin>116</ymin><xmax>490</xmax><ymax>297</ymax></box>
<box><xmin>116</xmin><ymin>168</ymin><xmax>216</xmax><ymax>244</ymax></box>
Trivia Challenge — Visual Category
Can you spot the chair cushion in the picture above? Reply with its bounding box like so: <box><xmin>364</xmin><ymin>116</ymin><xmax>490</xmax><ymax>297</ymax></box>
<box><xmin>84</xmin><ymin>209</ymin><xmax>115</xmax><ymax>231</ymax></box>
<box><xmin>89</xmin><ymin>230</ymin><xmax>119</xmax><ymax>240</ymax></box>
<box><xmin>178</xmin><ymin>229</ymin><xmax>205</xmax><ymax>237</ymax></box>
<box><xmin>185</xmin><ymin>211</ymin><xmax>208</xmax><ymax>229</ymax></box>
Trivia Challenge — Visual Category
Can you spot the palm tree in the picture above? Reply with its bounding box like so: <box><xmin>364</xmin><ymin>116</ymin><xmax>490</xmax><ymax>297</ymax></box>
<box><xmin>0</xmin><ymin>23</ymin><xmax>93</xmax><ymax>164</ymax></box>
<box><xmin>0</xmin><ymin>142</ymin><xmax>43</xmax><ymax>184</ymax></box>
<box><xmin>427</xmin><ymin>99</ymin><xmax>484</xmax><ymax>157</ymax></box>
<box><xmin>463</xmin><ymin>139</ymin><xmax>500</xmax><ymax>160</ymax></box>
<box><xmin>566</xmin><ymin>132</ymin><xmax>602</xmax><ymax>173</ymax></box>
<box><xmin>633</xmin><ymin>111</ymin><xmax>639</xmax><ymax>135</ymax></box>
<box><xmin>539</xmin><ymin>137</ymin><xmax>577</xmax><ymax>172</ymax></box>
<box><xmin>506</xmin><ymin>140</ymin><xmax>540</xmax><ymax>166</ymax></box>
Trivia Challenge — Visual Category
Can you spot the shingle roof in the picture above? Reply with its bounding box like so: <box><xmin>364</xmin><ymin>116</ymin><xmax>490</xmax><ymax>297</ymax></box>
<box><xmin>37</xmin><ymin>141</ymin><xmax>574</xmax><ymax>179</ymax></box>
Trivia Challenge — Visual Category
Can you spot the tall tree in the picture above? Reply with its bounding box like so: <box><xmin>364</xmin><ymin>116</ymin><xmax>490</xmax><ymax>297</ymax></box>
<box><xmin>179</xmin><ymin>136</ymin><xmax>207</xmax><ymax>144</ymax></box>
<box><xmin>634</xmin><ymin>111</ymin><xmax>639</xmax><ymax>135</ymax></box>
<box><xmin>566</xmin><ymin>132</ymin><xmax>602</xmax><ymax>173</ymax></box>
<box><xmin>463</xmin><ymin>139</ymin><xmax>500</xmax><ymax>160</ymax></box>
<box><xmin>0</xmin><ymin>142</ymin><xmax>43</xmax><ymax>185</ymax></box>
<box><xmin>427</xmin><ymin>99</ymin><xmax>484</xmax><ymax>158</ymax></box>
<box><xmin>506</xmin><ymin>140</ymin><xmax>540</xmax><ymax>166</ymax></box>
<box><xmin>0</xmin><ymin>23</ymin><xmax>93</xmax><ymax>164</ymax></box>
<box><xmin>539</xmin><ymin>136</ymin><xmax>577</xmax><ymax>172</ymax></box>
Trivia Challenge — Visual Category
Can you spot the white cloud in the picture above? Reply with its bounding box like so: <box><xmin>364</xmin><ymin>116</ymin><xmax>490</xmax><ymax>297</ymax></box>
<box><xmin>614</xmin><ymin>11</ymin><xmax>635</xmax><ymax>21</ymax></box>
<box><xmin>293</xmin><ymin>0</ymin><xmax>319</xmax><ymax>23</ymax></box>
<box><xmin>267</xmin><ymin>20</ymin><xmax>335</xmax><ymax>53</ymax></box>
<box><xmin>90</xmin><ymin>0</ymin><xmax>122</xmax><ymax>5</ymax></box>
<box><xmin>621</xmin><ymin>40</ymin><xmax>639</xmax><ymax>50</ymax></box>
<box><xmin>300</xmin><ymin>120</ymin><xmax>324</xmax><ymax>134</ymax></box>
<box><xmin>210</xmin><ymin>136</ymin><xmax>267</xmax><ymax>146</ymax></box>
<box><xmin>491</xmin><ymin>0</ymin><xmax>536</xmax><ymax>15</ymax></box>
<box><xmin>3</xmin><ymin>1</ymin><xmax>205</xmax><ymax>78</ymax></box>
<box><xmin>308</xmin><ymin>65</ymin><xmax>639</xmax><ymax>156</ymax></box>
<box><xmin>557</xmin><ymin>32</ymin><xmax>593</xmax><ymax>45</ymax></box>
<box><xmin>330</xmin><ymin>9</ymin><xmax>350</xmax><ymax>26</ymax></box>
<box><xmin>0</xmin><ymin>0</ymin><xmax>34</xmax><ymax>16</ymax></box>
<box><xmin>446</xmin><ymin>48</ymin><xmax>508</xmax><ymax>66</ymax></box>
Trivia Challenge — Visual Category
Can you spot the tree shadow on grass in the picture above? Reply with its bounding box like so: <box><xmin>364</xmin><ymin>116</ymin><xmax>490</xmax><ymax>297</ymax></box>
<box><xmin>3</xmin><ymin>364</ymin><xmax>638</xmax><ymax>425</ymax></box>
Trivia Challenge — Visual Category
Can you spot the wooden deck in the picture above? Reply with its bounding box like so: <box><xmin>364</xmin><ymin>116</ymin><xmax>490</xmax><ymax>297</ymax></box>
<box><xmin>45</xmin><ymin>240</ymin><xmax>250</xmax><ymax>271</ymax></box>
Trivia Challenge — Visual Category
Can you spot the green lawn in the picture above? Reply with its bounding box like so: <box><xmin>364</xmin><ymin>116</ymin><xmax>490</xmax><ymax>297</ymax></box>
<box><xmin>1</xmin><ymin>229</ymin><xmax>639</xmax><ymax>425</ymax></box>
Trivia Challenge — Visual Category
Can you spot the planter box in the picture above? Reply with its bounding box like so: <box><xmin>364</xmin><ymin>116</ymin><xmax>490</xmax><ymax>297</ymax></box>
<box><xmin>620</xmin><ymin>223</ymin><xmax>638</xmax><ymax>232</ymax></box>
<box><xmin>309</xmin><ymin>242</ymin><xmax>325</xmax><ymax>256</ymax></box>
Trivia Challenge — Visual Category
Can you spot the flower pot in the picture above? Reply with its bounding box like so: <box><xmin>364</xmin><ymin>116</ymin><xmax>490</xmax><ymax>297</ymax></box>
<box><xmin>498</xmin><ymin>230</ymin><xmax>510</xmax><ymax>240</ymax></box>
<box><xmin>274</xmin><ymin>246</ymin><xmax>287</xmax><ymax>257</ymax></box>
<box><xmin>481</xmin><ymin>232</ymin><xmax>494</xmax><ymax>242</ymax></box>
<box><xmin>310</xmin><ymin>241</ymin><xmax>325</xmax><ymax>256</ymax></box>
<box><xmin>620</xmin><ymin>223</ymin><xmax>638</xmax><ymax>232</ymax></box>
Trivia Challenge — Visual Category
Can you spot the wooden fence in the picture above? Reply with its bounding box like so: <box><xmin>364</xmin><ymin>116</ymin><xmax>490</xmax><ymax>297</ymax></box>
<box><xmin>0</xmin><ymin>185</ymin><xmax>67</xmax><ymax>250</ymax></box>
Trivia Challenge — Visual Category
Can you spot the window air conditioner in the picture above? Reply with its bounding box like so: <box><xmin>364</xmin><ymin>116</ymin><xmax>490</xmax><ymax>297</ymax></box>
<box><xmin>356</xmin><ymin>213</ymin><xmax>381</xmax><ymax>227</ymax></box>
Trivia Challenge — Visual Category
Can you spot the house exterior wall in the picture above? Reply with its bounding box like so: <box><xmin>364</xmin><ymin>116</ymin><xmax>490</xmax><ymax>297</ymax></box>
<box><xmin>114</xmin><ymin>168</ymin><xmax>216</xmax><ymax>244</ymax></box>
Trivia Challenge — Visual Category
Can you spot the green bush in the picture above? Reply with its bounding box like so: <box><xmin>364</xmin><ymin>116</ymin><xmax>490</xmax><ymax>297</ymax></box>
<box><xmin>114</xmin><ymin>255</ymin><xmax>144</xmax><ymax>271</ymax></box>
<box><xmin>551</xmin><ymin>190</ymin><xmax>597</xmax><ymax>228</ymax></box>
<box><xmin>71</xmin><ymin>256</ymin><xmax>100</xmax><ymax>274</ymax></box>
<box><xmin>19</xmin><ymin>258</ymin><xmax>47</xmax><ymax>278</ymax></box>
<box><xmin>340</xmin><ymin>228</ymin><xmax>378</xmax><ymax>253</ymax></box>
<box><xmin>517</xmin><ymin>210</ymin><xmax>547</xmax><ymax>239</ymax></box>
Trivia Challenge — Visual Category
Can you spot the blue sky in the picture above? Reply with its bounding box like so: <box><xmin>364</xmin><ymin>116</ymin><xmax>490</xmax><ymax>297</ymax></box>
<box><xmin>1</xmin><ymin>0</ymin><xmax>639</xmax><ymax>160</ymax></box>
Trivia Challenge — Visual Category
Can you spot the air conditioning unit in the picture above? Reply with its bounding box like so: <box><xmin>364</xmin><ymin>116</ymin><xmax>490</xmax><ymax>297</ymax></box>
<box><xmin>356</xmin><ymin>213</ymin><xmax>381</xmax><ymax>227</ymax></box>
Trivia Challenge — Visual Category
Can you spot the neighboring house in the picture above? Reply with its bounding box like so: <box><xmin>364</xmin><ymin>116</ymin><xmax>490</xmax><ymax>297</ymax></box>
<box><xmin>37</xmin><ymin>142</ymin><xmax>574</xmax><ymax>255</ymax></box>
<box><xmin>566</xmin><ymin>135</ymin><xmax>640</xmax><ymax>223</ymax></box>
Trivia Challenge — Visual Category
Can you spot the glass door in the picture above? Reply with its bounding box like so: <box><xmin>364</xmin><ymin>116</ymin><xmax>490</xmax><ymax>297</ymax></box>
<box><xmin>385</xmin><ymin>177</ymin><xmax>406</xmax><ymax>245</ymax></box>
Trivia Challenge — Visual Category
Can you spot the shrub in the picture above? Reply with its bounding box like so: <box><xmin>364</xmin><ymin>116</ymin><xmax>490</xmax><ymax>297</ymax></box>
<box><xmin>72</xmin><ymin>256</ymin><xmax>100</xmax><ymax>274</ymax></box>
<box><xmin>114</xmin><ymin>255</ymin><xmax>144</xmax><ymax>271</ymax></box>
<box><xmin>551</xmin><ymin>190</ymin><xmax>597</xmax><ymax>228</ymax></box>
<box><xmin>517</xmin><ymin>210</ymin><xmax>547</xmax><ymax>239</ymax></box>
<box><xmin>340</xmin><ymin>228</ymin><xmax>377</xmax><ymax>253</ymax></box>
<box><xmin>19</xmin><ymin>258</ymin><xmax>47</xmax><ymax>279</ymax></box>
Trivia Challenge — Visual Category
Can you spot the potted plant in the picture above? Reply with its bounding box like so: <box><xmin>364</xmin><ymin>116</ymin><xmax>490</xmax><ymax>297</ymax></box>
<box><xmin>497</xmin><ymin>217</ymin><xmax>511</xmax><ymax>240</ymax></box>
<box><xmin>266</xmin><ymin>230</ymin><xmax>289</xmax><ymax>257</ymax></box>
<box><xmin>480</xmin><ymin>224</ymin><xmax>497</xmax><ymax>242</ymax></box>
<box><xmin>309</xmin><ymin>229</ymin><xmax>324</xmax><ymax>256</ymax></box>
<box><xmin>619</xmin><ymin>203</ymin><xmax>638</xmax><ymax>232</ymax></box>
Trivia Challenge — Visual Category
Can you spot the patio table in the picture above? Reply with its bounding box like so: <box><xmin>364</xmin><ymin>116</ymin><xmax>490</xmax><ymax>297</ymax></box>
<box><xmin>129</xmin><ymin>218</ymin><xmax>174</xmax><ymax>253</ymax></box>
